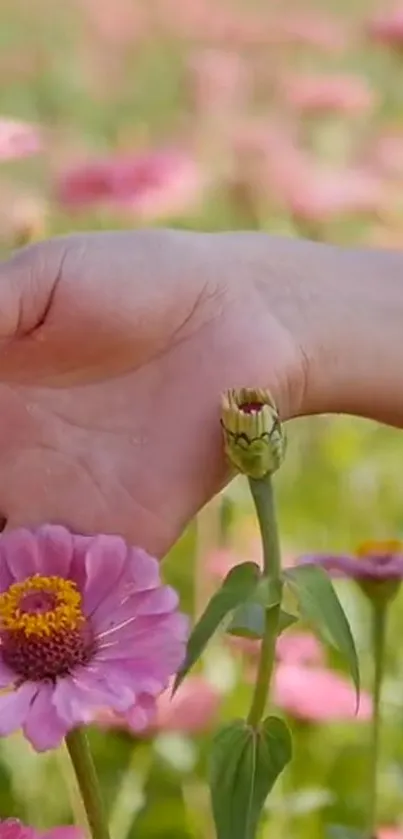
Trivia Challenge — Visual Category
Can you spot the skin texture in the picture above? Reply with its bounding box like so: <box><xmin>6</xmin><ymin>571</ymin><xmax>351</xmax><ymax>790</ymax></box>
<box><xmin>0</xmin><ymin>229</ymin><xmax>401</xmax><ymax>556</ymax></box>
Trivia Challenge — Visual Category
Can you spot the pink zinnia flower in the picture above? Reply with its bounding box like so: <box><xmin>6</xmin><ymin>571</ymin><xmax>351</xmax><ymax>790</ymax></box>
<box><xmin>0</xmin><ymin>526</ymin><xmax>187</xmax><ymax>752</ymax></box>
<box><xmin>0</xmin><ymin>821</ymin><xmax>81</xmax><ymax>839</ymax></box>
<box><xmin>56</xmin><ymin>149</ymin><xmax>206</xmax><ymax>221</ymax></box>
<box><xmin>273</xmin><ymin>663</ymin><xmax>372</xmax><ymax>722</ymax></box>
<box><xmin>281</xmin><ymin>73</ymin><xmax>375</xmax><ymax>116</ymax></box>
<box><xmin>299</xmin><ymin>541</ymin><xmax>403</xmax><ymax>582</ymax></box>
<box><xmin>0</xmin><ymin>119</ymin><xmax>42</xmax><ymax>162</ymax></box>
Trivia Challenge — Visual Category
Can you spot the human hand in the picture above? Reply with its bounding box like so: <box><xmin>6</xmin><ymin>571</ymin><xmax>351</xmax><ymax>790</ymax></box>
<box><xmin>0</xmin><ymin>229</ymin><xmax>307</xmax><ymax>555</ymax></box>
<box><xmin>0</xmin><ymin>228</ymin><xmax>401</xmax><ymax>555</ymax></box>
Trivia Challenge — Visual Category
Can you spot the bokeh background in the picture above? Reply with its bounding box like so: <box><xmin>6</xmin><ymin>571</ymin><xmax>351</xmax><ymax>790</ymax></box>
<box><xmin>2</xmin><ymin>0</ymin><xmax>403</xmax><ymax>836</ymax></box>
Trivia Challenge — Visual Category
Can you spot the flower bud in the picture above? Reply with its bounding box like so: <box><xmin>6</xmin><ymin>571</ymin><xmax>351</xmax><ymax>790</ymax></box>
<box><xmin>220</xmin><ymin>388</ymin><xmax>286</xmax><ymax>479</ymax></box>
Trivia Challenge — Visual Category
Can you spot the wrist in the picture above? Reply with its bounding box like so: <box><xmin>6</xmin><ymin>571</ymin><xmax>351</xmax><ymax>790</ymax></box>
<box><xmin>235</xmin><ymin>233</ymin><xmax>403</xmax><ymax>426</ymax></box>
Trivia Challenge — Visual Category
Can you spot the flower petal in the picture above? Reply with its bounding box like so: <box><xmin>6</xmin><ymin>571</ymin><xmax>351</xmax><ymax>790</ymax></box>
<box><xmin>2</xmin><ymin>530</ymin><xmax>40</xmax><ymax>581</ymax></box>
<box><xmin>52</xmin><ymin>670</ymin><xmax>134</xmax><ymax>726</ymax></box>
<box><xmin>23</xmin><ymin>682</ymin><xmax>67</xmax><ymax>752</ymax></box>
<box><xmin>82</xmin><ymin>535</ymin><xmax>128</xmax><ymax>616</ymax></box>
<box><xmin>93</xmin><ymin>586</ymin><xmax>179</xmax><ymax>634</ymax></box>
<box><xmin>0</xmin><ymin>682</ymin><xmax>37</xmax><ymax>736</ymax></box>
<box><xmin>0</xmin><ymin>550</ymin><xmax>14</xmax><ymax>592</ymax></box>
<box><xmin>125</xmin><ymin>694</ymin><xmax>158</xmax><ymax>733</ymax></box>
<box><xmin>126</xmin><ymin>548</ymin><xmax>160</xmax><ymax>591</ymax></box>
<box><xmin>46</xmin><ymin>830</ymin><xmax>83</xmax><ymax>839</ymax></box>
<box><xmin>35</xmin><ymin>525</ymin><xmax>75</xmax><ymax>579</ymax></box>
<box><xmin>0</xmin><ymin>659</ymin><xmax>17</xmax><ymax>688</ymax></box>
<box><xmin>298</xmin><ymin>554</ymin><xmax>358</xmax><ymax>577</ymax></box>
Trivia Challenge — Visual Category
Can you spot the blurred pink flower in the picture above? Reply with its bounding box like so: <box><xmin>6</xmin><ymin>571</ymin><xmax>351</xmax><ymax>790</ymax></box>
<box><xmin>0</xmin><ymin>822</ymin><xmax>81</xmax><ymax>839</ymax></box>
<box><xmin>367</xmin><ymin>6</ymin><xmax>403</xmax><ymax>48</ymax></box>
<box><xmin>284</xmin><ymin>162</ymin><xmax>386</xmax><ymax>223</ymax></box>
<box><xmin>281</xmin><ymin>73</ymin><xmax>375</xmax><ymax>116</ymax></box>
<box><xmin>368</xmin><ymin>129</ymin><xmax>403</xmax><ymax>179</ymax></box>
<box><xmin>57</xmin><ymin>149</ymin><xmax>207</xmax><ymax>220</ymax></box>
<box><xmin>273</xmin><ymin>663</ymin><xmax>372</xmax><ymax>722</ymax></box>
<box><xmin>230</xmin><ymin>118</ymin><xmax>305</xmax><ymax>209</ymax></box>
<box><xmin>206</xmin><ymin>548</ymin><xmax>258</xmax><ymax>581</ymax></box>
<box><xmin>81</xmin><ymin>0</ymin><xmax>148</xmax><ymax>47</ymax></box>
<box><xmin>188</xmin><ymin>49</ymin><xmax>249</xmax><ymax>118</ymax></box>
<box><xmin>0</xmin><ymin>118</ymin><xmax>42</xmax><ymax>162</ymax></box>
<box><xmin>146</xmin><ymin>676</ymin><xmax>220</xmax><ymax>734</ymax></box>
<box><xmin>300</xmin><ymin>541</ymin><xmax>403</xmax><ymax>582</ymax></box>
<box><xmin>97</xmin><ymin>676</ymin><xmax>221</xmax><ymax>735</ymax></box>
<box><xmin>0</xmin><ymin>525</ymin><xmax>187</xmax><ymax>751</ymax></box>
<box><xmin>378</xmin><ymin>829</ymin><xmax>403</xmax><ymax>839</ymax></box>
<box><xmin>276</xmin><ymin>632</ymin><xmax>325</xmax><ymax>667</ymax></box>
<box><xmin>275</xmin><ymin>12</ymin><xmax>348</xmax><ymax>52</ymax></box>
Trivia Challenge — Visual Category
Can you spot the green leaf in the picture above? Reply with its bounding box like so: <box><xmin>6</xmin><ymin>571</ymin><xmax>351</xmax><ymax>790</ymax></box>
<box><xmin>228</xmin><ymin>603</ymin><xmax>298</xmax><ymax>639</ymax></box>
<box><xmin>210</xmin><ymin>716</ymin><xmax>292</xmax><ymax>839</ymax></box>
<box><xmin>173</xmin><ymin>562</ymin><xmax>261</xmax><ymax>692</ymax></box>
<box><xmin>283</xmin><ymin>564</ymin><xmax>360</xmax><ymax>699</ymax></box>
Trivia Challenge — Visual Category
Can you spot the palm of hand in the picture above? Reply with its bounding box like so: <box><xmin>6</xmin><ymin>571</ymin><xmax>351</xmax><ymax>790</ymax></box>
<box><xmin>0</xmin><ymin>232</ymin><xmax>298</xmax><ymax>556</ymax></box>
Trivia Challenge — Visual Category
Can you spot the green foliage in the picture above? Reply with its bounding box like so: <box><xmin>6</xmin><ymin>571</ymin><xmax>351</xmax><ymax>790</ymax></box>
<box><xmin>228</xmin><ymin>602</ymin><xmax>298</xmax><ymax>639</ymax></box>
<box><xmin>284</xmin><ymin>565</ymin><xmax>360</xmax><ymax>700</ymax></box>
<box><xmin>209</xmin><ymin>717</ymin><xmax>292</xmax><ymax>839</ymax></box>
<box><xmin>174</xmin><ymin>562</ymin><xmax>261</xmax><ymax>691</ymax></box>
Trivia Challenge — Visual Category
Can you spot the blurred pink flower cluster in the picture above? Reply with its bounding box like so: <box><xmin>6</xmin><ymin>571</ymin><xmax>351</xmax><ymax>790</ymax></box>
<box><xmin>57</xmin><ymin>148</ymin><xmax>206</xmax><ymax>221</ymax></box>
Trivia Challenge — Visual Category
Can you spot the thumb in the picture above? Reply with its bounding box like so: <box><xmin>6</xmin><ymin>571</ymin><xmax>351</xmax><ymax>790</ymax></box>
<box><xmin>0</xmin><ymin>239</ymin><xmax>68</xmax><ymax>383</ymax></box>
<box><xmin>0</xmin><ymin>240</ymin><xmax>61</xmax><ymax>341</ymax></box>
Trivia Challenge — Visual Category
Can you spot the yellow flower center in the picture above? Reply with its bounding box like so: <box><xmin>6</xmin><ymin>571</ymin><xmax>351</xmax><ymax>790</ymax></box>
<box><xmin>356</xmin><ymin>540</ymin><xmax>402</xmax><ymax>560</ymax></box>
<box><xmin>0</xmin><ymin>575</ymin><xmax>94</xmax><ymax>681</ymax></box>
<box><xmin>0</xmin><ymin>574</ymin><xmax>84</xmax><ymax>637</ymax></box>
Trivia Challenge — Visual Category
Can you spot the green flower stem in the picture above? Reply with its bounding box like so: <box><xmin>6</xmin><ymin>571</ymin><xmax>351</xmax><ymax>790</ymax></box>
<box><xmin>247</xmin><ymin>476</ymin><xmax>282</xmax><ymax>728</ymax></box>
<box><xmin>248</xmin><ymin>477</ymin><xmax>281</xmax><ymax>578</ymax></box>
<box><xmin>247</xmin><ymin>603</ymin><xmax>281</xmax><ymax>727</ymax></box>
<box><xmin>367</xmin><ymin>603</ymin><xmax>387</xmax><ymax>839</ymax></box>
<box><xmin>65</xmin><ymin>728</ymin><xmax>111</xmax><ymax>839</ymax></box>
